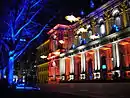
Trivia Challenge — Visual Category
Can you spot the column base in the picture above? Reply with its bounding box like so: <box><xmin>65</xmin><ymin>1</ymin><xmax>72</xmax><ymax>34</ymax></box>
<box><xmin>112</xmin><ymin>70</ymin><xmax>120</xmax><ymax>77</ymax></box>
<box><xmin>69</xmin><ymin>75</ymin><xmax>74</xmax><ymax>80</ymax></box>
<box><xmin>94</xmin><ymin>72</ymin><xmax>100</xmax><ymax>79</ymax></box>
<box><xmin>125</xmin><ymin>71</ymin><xmax>130</xmax><ymax>79</ymax></box>
<box><xmin>80</xmin><ymin>74</ymin><xmax>85</xmax><ymax>80</ymax></box>
<box><xmin>61</xmin><ymin>76</ymin><xmax>65</xmax><ymax>80</ymax></box>
<box><xmin>107</xmin><ymin>72</ymin><xmax>113</xmax><ymax>80</ymax></box>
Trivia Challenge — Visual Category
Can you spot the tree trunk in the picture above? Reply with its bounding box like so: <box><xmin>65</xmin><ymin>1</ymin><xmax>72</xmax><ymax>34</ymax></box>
<box><xmin>0</xmin><ymin>67</ymin><xmax>6</xmax><ymax>79</ymax></box>
<box><xmin>1</xmin><ymin>69</ymin><xmax>4</xmax><ymax>79</ymax></box>
<box><xmin>8</xmin><ymin>56</ymin><xmax>14</xmax><ymax>85</ymax></box>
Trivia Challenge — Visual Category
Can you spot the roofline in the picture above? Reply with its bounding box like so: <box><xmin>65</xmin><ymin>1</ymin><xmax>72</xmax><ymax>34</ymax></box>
<box><xmin>36</xmin><ymin>39</ymin><xmax>50</xmax><ymax>50</ymax></box>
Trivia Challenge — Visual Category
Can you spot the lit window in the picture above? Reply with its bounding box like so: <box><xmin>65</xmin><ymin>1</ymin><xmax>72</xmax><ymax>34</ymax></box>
<box><xmin>88</xmin><ymin>30</ymin><xmax>92</xmax><ymax>36</ymax></box>
<box><xmin>112</xmin><ymin>9</ymin><xmax>119</xmax><ymax>16</ymax></box>
<box><xmin>115</xmin><ymin>16</ymin><xmax>121</xmax><ymax>26</ymax></box>
<box><xmin>98</xmin><ymin>18</ymin><xmax>105</xmax><ymax>35</ymax></box>
<box><xmin>78</xmin><ymin>35</ymin><xmax>82</xmax><ymax>44</ymax></box>
<box><xmin>87</xmin><ymin>25</ymin><xmax>91</xmax><ymax>29</ymax></box>
<box><xmin>100</xmin><ymin>24</ymin><xmax>105</xmax><ymax>34</ymax></box>
<box><xmin>112</xmin><ymin>9</ymin><xmax>121</xmax><ymax>27</ymax></box>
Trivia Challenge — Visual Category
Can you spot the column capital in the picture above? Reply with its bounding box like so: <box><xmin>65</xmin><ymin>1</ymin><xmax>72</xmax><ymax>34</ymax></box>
<box><xmin>112</xmin><ymin>40</ymin><xmax>121</xmax><ymax>44</ymax></box>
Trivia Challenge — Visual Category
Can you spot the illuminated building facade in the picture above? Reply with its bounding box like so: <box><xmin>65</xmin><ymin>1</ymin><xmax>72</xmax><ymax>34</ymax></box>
<box><xmin>47</xmin><ymin>0</ymin><xmax>130</xmax><ymax>83</ymax></box>
<box><xmin>47</xmin><ymin>24</ymin><xmax>73</xmax><ymax>83</ymax></box>
<box><xmin>59</xmin><ymin>0</ymin><xmax>130</xmax><ymax>81</ymax></box>
<box><xmin>36</xmin><ymin>40</ymin><xmax>50</xmax><ymax>84</ymax></box>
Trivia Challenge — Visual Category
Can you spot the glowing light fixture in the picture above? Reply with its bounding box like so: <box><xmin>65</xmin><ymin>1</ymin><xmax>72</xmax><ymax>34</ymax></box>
<box><xmin>98</xmin><ymin>18</ymin><xmax>104</xmax><ymax>24</ymax></box>
<box><xmin>53</xmin><ymin>35</ymin><xmax>57</xmax><ymax>39</ymax></box>
<box><xmin>102</xmin><ymin>65</ymin><xmax>107</xmax><ymax>69</ymax></box>
<box><xmin>77</xmin><ymin>45</ymin><xmax>86</xmax><ymax>50</ymax></box>
<box><xmin>40</xmin><ymin>55</ymin><xmax>47</xmax><ymax>59</ymax></box>
<box><xmin>59</xmin><ymin>40</ymin><xmax>64</xmax><ymax>44</ymax></box>
<box><xmin>89</xmin><ymin>34</ymin><xmax>100</xmax><ymax>40</ymax></box>
<box><xmin>80</xmin><ymin>10</ymin><xmax>85</xmax><ymax>16</ymax></box>
<box><xmin>77</xmin><ymin>27</ymin><xmax>87</xmax><ymax>34</ymax></box>
<box><xmin>112</xmin><ymin>9</ymin><xmax>119</xmax><ymax>16</ymax></box>
<box><xmin>112</xmin><ymin>24</ymin><xmax>119</xmax><ymax>32</ymax></box>
<box><xmin>68</xmin><ymin>50</ymin><xmax>74</xmax><ymax>53</ymax></box>
<box><xmin>65</xmin><ymin>15</ymin><xmax>80</xmax><ymax>23</ymax></box>
<box><xmin>90</xmin><ymin>0</ymin><xmax>94</xmax><ymax>8</ymax></box>
<box><xmin>87</xmin><ymin>25</ymin><xmax>91</xmax><ymax>29</ymax></box>
<box><xmin>60</xmin><ymin>53</ymin><xmax>65</xmax><ymax>57</ymax></box>
<box><xmin>53</xmin><ymin>51</ymin><xmax>60</xmax><ymax>55</ymax></box>
<box><xmin>100</xmin><ymin>24</ymin><xmax>105</xmax><ymax>34</ymax></box>
<box><xmin>52</xmin><ymin>61</ymin><xmax>56</xmax><ymax>67</ymax></box>
<box><xmin>72</xmin><ymin>43</ymin><xmax>76</xmax><ymax>49</ymax></box>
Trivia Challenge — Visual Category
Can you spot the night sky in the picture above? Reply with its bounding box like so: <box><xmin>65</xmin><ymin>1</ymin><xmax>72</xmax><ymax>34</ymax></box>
<box><xmin>0</xmin><ymin>0</ymin><xmax>108</xmax><ymax>59</ymax></box>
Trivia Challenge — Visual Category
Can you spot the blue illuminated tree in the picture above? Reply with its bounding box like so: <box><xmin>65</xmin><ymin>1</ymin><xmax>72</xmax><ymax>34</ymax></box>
<box><xmin>0</xmin><ymin>0</ymin><xmax>55</xmax><ymax>85</ymax></box>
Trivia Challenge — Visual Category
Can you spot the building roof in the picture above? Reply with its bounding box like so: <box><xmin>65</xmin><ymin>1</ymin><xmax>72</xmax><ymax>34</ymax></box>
<box><xmin>47</xmin><ymin>24</ymin><xmax>71</xmax><ymax>35</ymax></box>
<box><xmin>36</xmin><ymin>39</ymin><xmax>50</xmax><ymax>50</ymax></box>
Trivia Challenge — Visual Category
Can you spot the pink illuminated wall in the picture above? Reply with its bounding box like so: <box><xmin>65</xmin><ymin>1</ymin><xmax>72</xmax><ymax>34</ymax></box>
<box><xmin>119</xmin><ymin>42</ymin><xmax>130</xmax><ymax>67</ymax></box>
<box><xmin>85</xmin><ymin>51</ymin><xmax>95</xmax><ymax>73</ymax></box>
<box><xmin>100</xmin><ymin>47</ymin><xmax>113</xmax><ymax>71</ymax></box>
<box><xmin>48</xmin><ymin>24</ymin><xmax>73</xmax><ymax>83</ymax></box>
<box><xmin>65</xmin><ymin>57</ymin><xmax>70</xmax><ymax>80</ymax></box>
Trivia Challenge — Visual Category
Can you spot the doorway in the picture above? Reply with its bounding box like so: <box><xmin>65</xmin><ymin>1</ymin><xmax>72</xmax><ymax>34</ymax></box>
<box><xmin>88</xmin><ymin>59</ymin><xmax>93</xmax><ymax>80</ymax></box>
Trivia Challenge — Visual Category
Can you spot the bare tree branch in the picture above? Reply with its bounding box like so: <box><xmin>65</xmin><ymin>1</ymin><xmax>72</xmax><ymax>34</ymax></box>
<box><xmin>14</xmin><ymin>8</ymin><xmax>42</xmax><ymax>37</ymax></box>
<box><xmin>15</xmin><ymin>7</ymin><xmax>25</xmax><ymax>22</ymax></box>
<box><xmin>0</xmin><ymin>40</ymin><xmax>9</xmax><ymax>51</ymax></box>
<box><xmin>14</xmin><ymin>15</ymin><xmax>56</xmax><ymax>60</ymax></box>
<box><xmin>30</xmin><ymin>0</ymin><xmax>41</xmax><ymax>9</ymax></box>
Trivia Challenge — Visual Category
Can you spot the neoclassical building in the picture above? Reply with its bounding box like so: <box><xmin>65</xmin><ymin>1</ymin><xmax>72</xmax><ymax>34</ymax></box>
<box><xmin>46</xmin><ymin>0</ymin><xmax>130</xmax><ymax>83</ymax></box>
<box><xmin>47</xmin><ymin>24</ymin><xmax>73</xmax><ymax>83</ymax></box>
<box><xmin>36</xmin><ymin>40</ymin><xmax>50</xmax><ymax>84</ymax></box>
<box><xmin>59</xmin><ymin>0</ymin><xmax>130</xmax><ymax>81</ymax></box>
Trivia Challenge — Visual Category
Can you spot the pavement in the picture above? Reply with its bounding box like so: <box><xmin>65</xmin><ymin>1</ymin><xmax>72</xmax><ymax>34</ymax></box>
<box><xmin>0</xmin><ymin>88</ymin><xmax>90</xmax><ymax>98</ymax></box>
<box><xmin>39</xmin><ymin>83</ymin><xmax>130</xmax><ymax>98</ymax></box>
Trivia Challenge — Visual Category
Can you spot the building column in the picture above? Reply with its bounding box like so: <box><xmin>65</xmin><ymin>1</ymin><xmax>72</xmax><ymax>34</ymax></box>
<box><xmin>112</xmin><ymin>42</ymin><xmax>120</xmax><ymax>76</ymax></box>
<box><xmin>80</xmin><ymin>52</ymin><xmax>86</xmax><ymax>79</ymax></box>
<box><xmin>94</xmin><ymin>48</ymin><xmax>101</xmax><ymax>79</ymax></box>
<box><xmin>70</xmin><ymin>55</ymin><xmax>74</xmax><ymax>73</ymax></box>
<box><xmin>112</xmin><ymin>42</ymin><xmax>120</xmax><ymax>68</ymax></box>
<box><xmin>70</xmin><ymin>55</ymin><xmax>74</xmax><ymax>80</ymax></box>
<box><xmin>81</xmin><ymin>52</ymin><xmax>86</xmax><ymax>73</ymax></box>
<box><xmin>59</xmin><ymin>58</ymin><xmax>65</xmax><ymax>80</ymax></box>
<box><xmin>104</xmin><ymin>10</ymin><xmax>110</xmax><ymax>35</ymax></box>
<box><xmin>97</xmin><ymin>48</ymin><xmax>101</xmax><ymax>70</ymax></box>
<box><xmin>94</xmin><ymin>49</ymin><xmax>98</xmax><ymax>70</ymax></box>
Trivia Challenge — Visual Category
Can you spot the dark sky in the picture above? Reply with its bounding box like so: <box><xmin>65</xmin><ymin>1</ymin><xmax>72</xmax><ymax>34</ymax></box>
<box><xmin>0</xmin><ymin>0</ymin><xmax>108</xmax><ymax>58</ymax></box>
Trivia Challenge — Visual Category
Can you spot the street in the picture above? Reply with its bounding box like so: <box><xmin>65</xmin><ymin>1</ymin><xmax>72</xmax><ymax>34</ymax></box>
<box><xmin>1</xmin><ymin>89</ymin><xmax>91</xmax><ymax>98</ymax></box>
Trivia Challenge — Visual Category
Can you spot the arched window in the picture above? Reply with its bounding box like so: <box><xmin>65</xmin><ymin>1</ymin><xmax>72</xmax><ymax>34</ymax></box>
<box><xmin>86</xmin><ymin>24</ymin><xmax>93</xmax><ymax>38</ymax></box>
<box><xmin>112</xmin><ymin>8</ymin><xmax>121</xmax><ymax>27</ymax></box>
<box><xmin>115</xmin><ymin>16</ymin><xmax>121</xmax><ymax>27</ymax></box>
<box><xmin>100</xmin><ymin>24</ymin><xmax>106</xmax><ymax>34</ymax></box>
<box><xmin>78</xmin><ymin>35</ymin><xmax>82</xmax><ymax>45</ymax></box>
<box><xmin>98</xmin><ymin>18</ymin><xmax>106</xmax><ymax>36</ymax></box>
